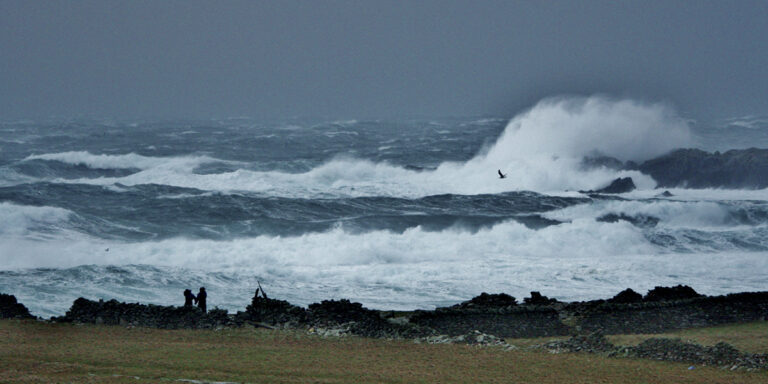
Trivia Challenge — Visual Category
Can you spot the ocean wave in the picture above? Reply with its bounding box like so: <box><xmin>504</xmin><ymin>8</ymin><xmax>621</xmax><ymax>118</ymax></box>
<box><xmin>24</xmin><ymin>151</ymin><xmax>228</xmax><ymax>171</ymax></box>
<box><xmin>544</xmin><ymin>199</ymin><xmax>768</xmax><ymax>229</ymax></box>
<box><xmin>12</xmin><ymin>96</ymin><xmax>696</xmax><ymax>197</ymax></box>
<box><xmin>5</xmin><ymin>247</ymin><xmax>768</xmax><ymax>317</ymax></box>
<box><xmin>0</xmin><ymin>202</ymin><xmax>74</xmax><ymax>237</ymax></box>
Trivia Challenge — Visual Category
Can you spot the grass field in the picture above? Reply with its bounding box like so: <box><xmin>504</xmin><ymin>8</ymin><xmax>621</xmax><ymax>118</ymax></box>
<box><xmin>2</xmin><ymin>319</ymin><xmax>767</xmax><ymax>383</ymax></box>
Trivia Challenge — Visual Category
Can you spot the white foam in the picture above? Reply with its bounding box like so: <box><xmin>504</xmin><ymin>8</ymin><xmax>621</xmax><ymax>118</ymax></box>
<box><xmin>0</xmin><ymin>218</ymin><xmax>653</xmax><ymax>270</ymax></box>
<box><xmin>624</xmin><ymin>188</ymin><xmax>768</xmax><ymax>201</ymax></box>
<box><xmin>545</xmin><ymin>199</ymin><xmax>738</xmax><ymax>229</ymax></box>
<box><xmin>4</xmin><ymin>220</ymin><xmax>768</xmax><ymax>314</ymax></box>
<box><xmin>0</xmin><ymin>202</ymin><xmax>74</xmax><ymax>236</ymax></box>
<box><xmin>24</xmin><ymin>151</ymin><xmax>223</xmax><ymax>171</ymax></box>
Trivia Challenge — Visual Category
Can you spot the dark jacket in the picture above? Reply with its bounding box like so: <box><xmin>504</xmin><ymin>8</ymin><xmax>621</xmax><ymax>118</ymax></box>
<box><xmin>183</xmin><ymin>290</ymin><xmax>196</xmax><ymax>307</ymax></box>
<box><xmin>197</xmin><ymin>289</ymin><xmax>207</xmax><ymax>312</ymax></box>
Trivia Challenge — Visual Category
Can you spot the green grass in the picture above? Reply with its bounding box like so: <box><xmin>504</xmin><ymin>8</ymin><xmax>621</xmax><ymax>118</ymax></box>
<box><xmin>2</xmin><ymin>319</ymin><xmax>767</xmax><ymax>383</ymax></box>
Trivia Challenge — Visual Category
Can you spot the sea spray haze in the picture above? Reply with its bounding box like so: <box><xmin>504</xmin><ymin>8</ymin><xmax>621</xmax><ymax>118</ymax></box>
<box><xmin>1</xmin><ymin>97</ymin><xmax>768</xmax><ymax>318</ymax></box>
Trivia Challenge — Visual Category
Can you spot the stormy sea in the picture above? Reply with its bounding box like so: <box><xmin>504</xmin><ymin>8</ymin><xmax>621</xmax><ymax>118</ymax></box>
<box><xmin>2</xmin><ymin>96</ymin><xmax>768</xmax><ymax>318</ymax></box>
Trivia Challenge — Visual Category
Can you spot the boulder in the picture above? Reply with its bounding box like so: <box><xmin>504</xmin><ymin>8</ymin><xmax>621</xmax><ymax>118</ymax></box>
<box><xmin>644</xmin><ymin>285</ymin><xmax>702</xmax><ymax>302</ymax></box>
<box><xmin>608</xmin><ymin>288</ymin><xmax>643</xmax><ymax>304</ymax></box>
<box><xmin>523</xmin><ymin>291</ymin><xmax>557</xmax><ymax>306</ymax></box>
<box><xmin>308</xmin><ymin>299</ymin><xmax>423</xmax><ymax>338</ymax></box>
<box><xmin>450</xmin><ymin>292</ymin><xmax>517</xmax><ymax>309</ymax></box>
<box><xmin>238</xmin><ymin>295</ymin><xmax>308</xmax><ymax>326</ymax></box>
<box><xmin>0</xmin><ymin>293</ymin><xmax>35</xmax><ymax>319</ymax></box>
<box><xmin>595</xmin><ymin>177</ymin><xmax>636</xmax><ymax>194</ymax></box>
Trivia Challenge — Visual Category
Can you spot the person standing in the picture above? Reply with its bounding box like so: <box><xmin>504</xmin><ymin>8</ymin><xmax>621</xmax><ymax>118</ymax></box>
<box><xmin>196</xmin><ymin>287</ymin><xmax>207</xmax><ymax>313</ymax></box>
<box><xmin>183</xmin><ymin>289</ymin><xmax>196</xmax><ymax>307</ymax></box>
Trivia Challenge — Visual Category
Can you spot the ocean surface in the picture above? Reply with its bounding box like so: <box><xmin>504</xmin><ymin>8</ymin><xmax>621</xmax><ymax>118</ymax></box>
<box><xmin>2</xmin><ymin>97</ymin><xmax>768</xmax><ymax>317</ymax></box>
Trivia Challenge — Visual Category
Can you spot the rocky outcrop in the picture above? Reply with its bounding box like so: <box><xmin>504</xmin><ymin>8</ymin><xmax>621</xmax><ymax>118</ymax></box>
<box><xmin>644</xmin><ymin>285</ymin><xmax>702</xmax><ymax>302</ymax></box>
<box><xmin>580</xmin><ymin>177</ymin><xmax>637</xmax><ymax>194</ymax></box>
<box><xmin>448</xmin><ymin>292</ymin><xmax>517</xmax><ymax>309</ymax></box>
<box><xmin>235</xmin><ymin>294</ymin><xmax>429</xmax><ymax>338</ymax></box>
<box><xmin>582</xmin><ymin>148</ymin><xmax>768</xmax><ymax>189</ymax></box>
<box><xmin>523</xmin><ymin>291</ymin><xmax>558</xmax><ymax>305</ymax></box>
<box><xmin>0</xmin><ymin>293</ymin><xmax>35</xmax><ymax>319</ymax></box>
<box><xmin>56</xmin><ymin>298</ymin><xmax>232</xmax><ymax>329</ymax></box>
<box><xmin>236</xmin><ymin>296</ymin><xmax>308</xmax><ymax>327</ymax></box>
<box><xmin>307</xmin><ymin>299</ymin><xmax>427</xmax><ymax>338</ymax></box>
<box><xmin>639</xmin><ymin>148</ymin><xmax>768</xmax><ymax>189</ymax></box>
<box><xmin>596</xmin><ymin>177</ymin><xmax>636</xmax><ymax>194</ymax></box>
<box><xmin>21</xmin><ymin>285</ymin><xmax>768</xmax><ymax>342</ymax></box>
<box><xmin>608</xmin><ymin>288</ymin><xmax>643</xmax><ymax>304</ymax></box>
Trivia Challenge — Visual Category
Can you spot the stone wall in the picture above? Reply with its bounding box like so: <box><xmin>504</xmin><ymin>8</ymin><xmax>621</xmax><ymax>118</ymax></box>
<box><xmin>410</xmin><ymin>289</ymin><xmax>768</xmax><ymax>338</ymax></box>
<box><xmin>410</xmin><ymin>307</ymin><xmax>571</xmax><ymax>338</ymax></box>
<box><xmin>236</xmin><ymin>297</ymin><xmax>430</xmax><ymax>338</ymax></box>
<box><xmin>8</xmin><ymin>287</ymin><xmax>768</xmax><ymax>339</ymax></box>
<box><xmin>57</xmin><ymin>298</ymin><xmax>232</xmax><ymax>329</ymax></box>
<box><xmin>570</xmin><ymin>292</ymin><xmax>768</xmax><ymax>334</ymax></box>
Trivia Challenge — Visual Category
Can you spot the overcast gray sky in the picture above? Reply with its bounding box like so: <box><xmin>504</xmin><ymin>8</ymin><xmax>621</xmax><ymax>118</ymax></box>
<box><xmin>1</xmin><ymin>0</ymin><xmax>767</xmax><ymax>120</ymax></box>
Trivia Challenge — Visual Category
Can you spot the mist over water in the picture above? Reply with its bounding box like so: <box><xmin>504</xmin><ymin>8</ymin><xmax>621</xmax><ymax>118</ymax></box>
<box><xmin>2</xmin><ymin>96</ymin><xmax>768</xmax><ymax>317</ymax></box>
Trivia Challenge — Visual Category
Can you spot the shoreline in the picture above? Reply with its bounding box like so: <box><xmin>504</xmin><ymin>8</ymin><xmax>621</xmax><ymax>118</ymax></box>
<box><xmin>4</xmin><ymin>286</ymin><xmax>768</xmax><ymax>374</ymax></box>
<box><xmin>4</xmin><ymin>285</ymin><xmax>767</xmax><ymax>337</ymax></box>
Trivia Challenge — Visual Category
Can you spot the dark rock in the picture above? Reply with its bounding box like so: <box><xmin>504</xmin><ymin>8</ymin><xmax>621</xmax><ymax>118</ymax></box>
<box><xmin>595</xmin><ymin>177</ymin><xmax>636</xmax><ymax>194</ymax></box>
<box><xmin>308</xmin><ymin>299</ymin><xmax>426</xmax><ymax>338</ymax></box>
<box><xmin>656</xmin><ymin>190</ymin><xmax>674</xmax><ymax>197</ymax></box>
<box><xmin>0</xmin><ymin>293</ymin><xmax>35</xmax><ymax>319</ymax></box>
<box><xmin>638</xmin><ymin>148</ymin><xmax>768</xmax><ymax>189</ymax></box>
<box><xmin>237</xmin><ymin>295</ymin><xmax>308</xmax><ymax>326</ymax></box>
<box><xmin>644</xmin><ymin>285</ymin><xmax>701</xmax><ymax>302</ymax></box>
<box><xmin>596</xmin><ymin>213</ymin><xmax>659</xmax><ymax>228</ymax></box>
<box><xmin>450</xmin><ymin>292</ymin><xmax>517</xmax><ymax>309</ymax></box>
<box><xmin>523</xmin><ymin>291</ymin><xmax>557</xmax><ymax>306</ymax></box>
<box><xmin>578</xmin><ymin>148</ymin><xmax>768</xmax><ymax>189</ymax></box>
<box><xmin>404</xmin><ymin>165</ymin><xmax>436</xmax><ymax>172</ymax></box>
<box><xmin>608</xmin><ymin>289</ymin><xmax>643</xmax><ymax>304</ymax></box>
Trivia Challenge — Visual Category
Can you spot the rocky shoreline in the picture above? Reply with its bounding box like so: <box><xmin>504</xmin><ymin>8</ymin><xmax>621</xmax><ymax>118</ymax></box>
<box><xmin>583</xmin><ymin>147</ymin><xmax>768</xmax><ymax>189</ymax></box>
<box><xmin>3</xmin><ymin>285</ymin><xmax>768</xmax><ymax>370</ymax></box>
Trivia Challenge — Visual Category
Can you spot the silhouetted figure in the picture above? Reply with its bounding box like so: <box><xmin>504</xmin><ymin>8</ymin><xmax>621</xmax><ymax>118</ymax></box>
<box><xmin>183</xmin><ymin>289</ymin><xmax>196</xmax><ymax>307</ymax></box>
<box><xmin>498</xmin><ymin>169</ymin><xmax>506</xmax><ymax>179</ymax></box>
<box><xmin>196</xmin><ymin>287</ymin><xmax>207</xmax><ymax>313</ymax></box>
